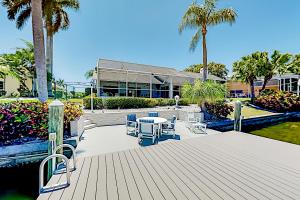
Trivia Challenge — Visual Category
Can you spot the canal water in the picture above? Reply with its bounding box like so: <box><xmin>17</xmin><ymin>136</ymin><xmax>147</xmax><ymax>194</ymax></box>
<box><xmin>0</xmin><ymin>163</ymin><xmax>39</xmax><ymax>200</ymax></box>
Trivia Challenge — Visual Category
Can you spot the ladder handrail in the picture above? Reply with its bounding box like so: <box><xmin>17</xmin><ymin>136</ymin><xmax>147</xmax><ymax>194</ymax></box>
<box><xmin>54</xmin><ymin>144</ymin><xmax>77</xmax><ymax>172</ymax></box>
<box><xmin>39</xmin><ymin>154</ymin><xmax>70</xmax><ymax>194</ymax></box>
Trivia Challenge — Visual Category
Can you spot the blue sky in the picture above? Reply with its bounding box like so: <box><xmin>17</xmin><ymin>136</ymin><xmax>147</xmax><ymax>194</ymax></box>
<box><xmin>1</xmin><ymin>0</ymin><xmax>300</xmax><ymax>82</ymax></box>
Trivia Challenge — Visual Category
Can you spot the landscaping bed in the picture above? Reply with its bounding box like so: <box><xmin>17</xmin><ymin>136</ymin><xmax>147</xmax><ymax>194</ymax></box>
<box><xmin>0</xmin><ymin>101</ymin><xmax>83</xmax><ymax>146</ymax></box>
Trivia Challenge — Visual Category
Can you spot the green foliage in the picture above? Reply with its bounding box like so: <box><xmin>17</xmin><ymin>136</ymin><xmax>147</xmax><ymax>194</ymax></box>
<box><xmin>255</xmin><ymin>90</ymin><xmax>300</xmax><ymax>112</ymax></box>
<box><xmin>0</xmin><ymin>41</ymin><xmax>35</xmax><ymax>96</ymax></box>
<box><xmin>179</xmin><ymin>0</ymin><xmax>237</xmax><ymax>52</ymax></box>
<box><xmin>83</xmin><ymin>97</ymin><xmax>189</xmax><ymax>110</ymax></box>
<box><xmin>184</xmin><ymin>62</ymin><xmax>228</xmax><ymax>79</ymax></box>
<box><xmin>181</xmin><ymin>80</ymin><xmax>226</xmax><ymax>105</ymax></box>
<box><xmin>85</xmin><ymin>69</ymin><xmax>95</xmax><ymax>79</ymax></box>
<box><xmin>205</xmin><ymin>101</ymin><xmax>234</xmax><ymax>119</ymax></box>
<box><xmin>0</xmin><ymin>101</ymin><xmax>83</xmax><ymax>145</ymax></box>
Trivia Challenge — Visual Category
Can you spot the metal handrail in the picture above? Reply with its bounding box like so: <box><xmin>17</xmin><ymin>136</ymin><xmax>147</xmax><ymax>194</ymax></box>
<box><xmin>39</xmin><ymin>154</ymin><xmax>70</xmax><ymax>194</ymax></box>
<box><xmin>54</xmin><ymin>144</ymin><xmax>77</xmax><ymax>172</ymax></box>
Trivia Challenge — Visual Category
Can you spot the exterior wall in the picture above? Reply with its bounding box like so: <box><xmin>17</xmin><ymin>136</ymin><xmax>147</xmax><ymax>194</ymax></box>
<box><xmin>4</xmin><ymin>76</ymin><xmax>20</xmax><ymax>96</ymax></box>
<box><xmin>226</xmin><ymin>80</ymin><xmax>250</xmax><ymax>97</ymax></box>
<box><xmin>2</xmin><ymin>76</ymin><xmax>33</xmax><ymax>96</ymax></box>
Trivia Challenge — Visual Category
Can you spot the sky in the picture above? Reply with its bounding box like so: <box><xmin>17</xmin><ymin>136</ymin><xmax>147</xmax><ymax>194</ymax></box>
<box><xmin>1</xmin><ymin>0</ymin><xmax>300</xmax><ymax>83</ymax></box>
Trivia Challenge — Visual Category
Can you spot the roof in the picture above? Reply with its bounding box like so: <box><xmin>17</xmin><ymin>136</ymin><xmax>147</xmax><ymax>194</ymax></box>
<box><xmin>97</xmin><ymin>59</ymin><xmax>226</xmax><ymax>83</ymax></box>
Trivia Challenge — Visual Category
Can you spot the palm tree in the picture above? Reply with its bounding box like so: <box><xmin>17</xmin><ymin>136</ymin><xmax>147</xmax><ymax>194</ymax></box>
<box><xmin>56</xmin><ymin>78</ymin><xmax>65</xmax><ymax>87</ymax></box>
<box><xmin>85</xmin><ymin>69</ymin><xmax>95</xmax><ymax>79</ymax></box>
<box><xmin>182</xmin><ymin>79</ymin><xmax>226</xmax><ymax>119</ymax></box>
<box><xmin>179</xmin><ymin>0</ymin><xmax>237</xmax><ymax>81</ymax></box>
<box><xmin>2</xmin><ymin>0</ymin><xmax>79</xmax><ymax>96</ymax></box>
<box><xmin>31</xmin><ymin>0</ymin><xmax>47</xmax><ymax>102</ymax></box>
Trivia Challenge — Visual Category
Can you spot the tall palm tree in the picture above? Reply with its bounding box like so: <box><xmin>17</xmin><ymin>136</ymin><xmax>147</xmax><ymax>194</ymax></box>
<box><xmin>2</xmin><ymin>0</ymin><xmax>79</xmax><ymax>96</ymax></box>
<box><xmin>31</xmin><ymin>0</ymin><xmax>47</xmax><ymax>102</ymax></box>
<box><xmin>179</xmin><ymin>0</ymin><xmax>237</xmax><ymax>81</ymax></box>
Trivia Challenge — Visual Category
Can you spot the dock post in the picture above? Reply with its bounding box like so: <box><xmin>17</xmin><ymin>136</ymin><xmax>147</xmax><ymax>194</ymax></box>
<box><xmin>234</xmin><ymin>101</ymin><xmax>242</xmax><ymax>131</ymax></box>
<box><xmin>48</xmin><ymin>100</ymin><xmax>64</xmax><ymax>180</ymax></box>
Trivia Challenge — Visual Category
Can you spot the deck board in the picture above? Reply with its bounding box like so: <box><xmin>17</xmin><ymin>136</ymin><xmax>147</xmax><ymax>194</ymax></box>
<box><xmin>38</xmin><ymin>132</ymin><xmax>300</xmax><ymax>200</ymax></box>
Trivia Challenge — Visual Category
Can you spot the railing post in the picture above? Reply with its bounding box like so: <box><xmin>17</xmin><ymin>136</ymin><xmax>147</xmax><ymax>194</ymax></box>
<box><xmin>234</xmin><ymin>101</ymin><xmax>242</xmax><ymax>131</ymax></box>
<box><xmin>48</xmin><ymin>100</ymin><xmax>64</xmax><ymax>180</ymax></box>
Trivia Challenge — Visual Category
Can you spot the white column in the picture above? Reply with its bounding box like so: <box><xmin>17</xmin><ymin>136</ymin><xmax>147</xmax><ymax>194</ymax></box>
<box><xmin>297</xmin><ymin>78</ymin><xmax>300</xmax><ymax>96</ymax></box>
<box><xmin>149</xmin><ymin>74</ymin><xmax>152</xmax><ymax>98</ymax></box>
<box><xmin>283</xmin><ymin>79</ymin><xmax>286</xmax><ymax>91</ymax></box>
<box><xmin>126</xmin><ymin>71</ymin><xmax>128</xmax><ymax>97</ymax></box>
<box><xmin>290</xmin><ymin>78</ymin><xmax>292</xmax><ymax>92</ymax></box>
<box><xmin>169</xmin><ymin>77</ymin><xmax>173</xmax><ymax>99</ymax></box>
<box><xmin>279</xmin><ymin>79</ymin><xmax>281</xmax><ymax>91</ymax></box>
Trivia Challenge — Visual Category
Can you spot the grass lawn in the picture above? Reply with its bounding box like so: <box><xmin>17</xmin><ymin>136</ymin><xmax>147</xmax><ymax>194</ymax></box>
<box><xmin>229</xmin><ymin>105</ymin><xmax>275</xmax><ymax>119</ymax></box>
<box><xmin>250</xmin><ymin>122</ymin><xmax>300</xmax><ymax>145</ymax></box>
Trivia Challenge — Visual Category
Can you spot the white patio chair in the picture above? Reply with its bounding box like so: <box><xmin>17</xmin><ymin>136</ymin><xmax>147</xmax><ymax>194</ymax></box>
<box><xmin>138</xmin><ymin>119</ymin><xmax>158</xmax><ymax>145</ymax></box>
<box><xmin>187</xmin><ymin>112</ymin><xmax>207</xmax><ymax>134</ymax></box>
<box><xmin>162</xmin><ymin>115</ymin><xmax>176</xmax><ymax>138</ymax></box>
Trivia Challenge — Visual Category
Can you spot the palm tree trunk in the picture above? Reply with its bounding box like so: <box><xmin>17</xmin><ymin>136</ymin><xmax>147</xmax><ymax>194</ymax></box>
<box><xmin>46</xmin><ymin>33</ymin><xmax>53</xmax><ymax>97</ymax></box>
<box><xmin>202</xmin><ymin>31</ymin><xmax>208</xmax><ymax>81</ymax></box>
<box><xmin>250</xmin><ymin>79</ymin><xmax>255</xmax><ymax>103</ymax></box>
<box><xmin>31</xmin><ymin>0</ymin><xmax>47</xmax><ymax>102</ymax></box>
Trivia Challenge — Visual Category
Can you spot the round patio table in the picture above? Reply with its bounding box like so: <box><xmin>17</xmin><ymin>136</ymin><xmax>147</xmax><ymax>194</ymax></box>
<box><xmin>136</xmin><ymin>117</ymin><xmax>168</xmax><ymax>137</ymax></box>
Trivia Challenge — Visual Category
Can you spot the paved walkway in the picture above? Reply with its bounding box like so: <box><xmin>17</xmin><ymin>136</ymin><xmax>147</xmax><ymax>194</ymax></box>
<box><xmin>76</xmin><ymin>121</ymin><xmax>220</xmax><ymax>157</ymax></box>
<box><xmin>38</xmin><ymin>131</ymin><xmax>300</xmax><ymax>200</ymax></box>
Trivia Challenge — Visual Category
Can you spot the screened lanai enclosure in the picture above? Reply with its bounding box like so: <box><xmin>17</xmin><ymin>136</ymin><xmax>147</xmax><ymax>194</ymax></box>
<box><xmin>94</xmin><ymin>59</ymin><xmax>225</xmax><ymax>98</ymax></box>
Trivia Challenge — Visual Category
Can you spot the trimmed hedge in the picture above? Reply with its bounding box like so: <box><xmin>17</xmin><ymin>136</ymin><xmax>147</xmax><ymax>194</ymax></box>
<box><xmin>83</xmin><ymin>97</ymin><xmax>189</xmax><ymax>109</ymax></box>
<box><xmin>0</xmin><ymin>101</ymin><xmax>83</xmax><ymax>146</ymax></box>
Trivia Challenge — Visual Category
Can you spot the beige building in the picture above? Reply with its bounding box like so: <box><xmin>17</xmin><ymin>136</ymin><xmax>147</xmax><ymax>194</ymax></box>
<box><xmin>0</xmin><ymin>76</ymin><xmax>33</xmax><ymax>97</ymax></box>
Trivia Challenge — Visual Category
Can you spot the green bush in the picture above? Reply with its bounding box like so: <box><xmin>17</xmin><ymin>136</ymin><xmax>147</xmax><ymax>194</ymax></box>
<box><xmin>83</xmin><ymin>97</ymin><xmax>189</xmax><ymax>109</ymax></box>
<box><xmin>0</xmin><ymin>101</ymin><xmax>83</xmax><ymax>146</ymax></box>
<box><xmin>205</xmin><ymin>101</ymin><xmax>234</xmax><ymax>119</ymax></box>
<box><xmin>255</xmin><ymin>90</ymin><xmax>300</xmax><ymax>112</ymax></box>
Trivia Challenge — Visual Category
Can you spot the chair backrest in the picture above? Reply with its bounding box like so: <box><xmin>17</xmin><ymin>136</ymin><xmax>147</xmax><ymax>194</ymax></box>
<box><xmin>139</xmin><ymin>119</ymin><xmax>154</xmax><ymax>134</ymax></box>
<box><xmin>127</xmin><ymin>114</ymin><xmax>136</xmax><ymax>122</ymax></box>
<box><xmin>194</xmin><ymin>112</ymin><xmax>203</xmax><ymax>122</ymax></box>
<box><xmin>171</xmin><ymin>115</ymin><xmax>177</xmax><ymax>123</ymax></box>
<box><xmin>148</xmin><ymin>112</ymin><xmax>159</xmax><ymax>117</ymax></box>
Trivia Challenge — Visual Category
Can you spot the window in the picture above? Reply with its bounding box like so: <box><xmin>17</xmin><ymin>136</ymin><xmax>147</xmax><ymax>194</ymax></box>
<box><xmin>0</xmin><ymin>81</ymin><xmax>4</xmax><ymax>90</ymax></box>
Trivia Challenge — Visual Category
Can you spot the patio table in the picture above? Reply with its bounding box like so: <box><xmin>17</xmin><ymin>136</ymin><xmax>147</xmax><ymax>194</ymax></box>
<box><xmin>137</xmin><ymin>117</ymin><xmax>167</xmax><ymax>137</ymax></box>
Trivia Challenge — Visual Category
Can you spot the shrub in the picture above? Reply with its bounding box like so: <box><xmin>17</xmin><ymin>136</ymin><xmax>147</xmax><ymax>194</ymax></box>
<box><xmin>255</xmin><ymin>90</ymin><xmax>300</xmax><ymax>112</ymax></box>
<box><xmin>205</xmin><ymin>101</ymin><xmax>234</xmax><ymax>119</ymax></box>
<box><xmin>83</xmin><ymin>97</ymin><xmax>190</xmax><ymax>109</ymax></box>
<box><xmin>0</xmin><ymin>101</ymin><xmax>83</xmax><ymax>146</ymax></box>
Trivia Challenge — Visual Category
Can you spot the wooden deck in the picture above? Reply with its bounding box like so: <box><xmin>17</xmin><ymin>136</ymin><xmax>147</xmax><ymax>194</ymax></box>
<box><xmin>38</xmin><ymin>132</ymin><xmax>300</xmax><ymax>200</ymax></box>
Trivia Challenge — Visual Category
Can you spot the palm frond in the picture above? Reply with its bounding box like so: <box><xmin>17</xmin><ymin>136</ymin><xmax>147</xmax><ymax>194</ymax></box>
<box><xmin>179</xmin><ymin>2</ymin><xmax>206</xmax><ymax>33</ymax></box>
<box><xmin>208</xmin><ymin>8</ymin><xmax>237</xmax><ymax>26</ymax></box>
<box><xmin>189</xmin><ymin>29</ymin><xmax>201</xmax><ymax>52</ymax></box>
<box><xmin>16</xmin><ymin>5</ymin><xmax>31</xmax><ymax>29</ymax></box>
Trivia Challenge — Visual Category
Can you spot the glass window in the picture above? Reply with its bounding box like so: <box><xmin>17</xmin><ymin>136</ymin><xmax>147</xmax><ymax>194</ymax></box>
<box><xmin>0</xmin><ymin>81</ymin><xmax>4</xmax><ymax>90</ymax></box>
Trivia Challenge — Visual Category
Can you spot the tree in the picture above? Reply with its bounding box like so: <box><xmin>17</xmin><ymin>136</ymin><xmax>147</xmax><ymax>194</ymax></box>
<box><xmin>232</xmin><ymin>52</ymin><xmax>265</xmax><ymax>103</ymax></box>
<box><xmin>259</xmin><ymin>51</ymin><xmax>292</xmax><ymax>91</ymax></box>
<box><xmin>31</xmin><ymin>0</ymin><xmax>47</xmax><ymax>102</ymax></box>
<box><xmin>289</xmin><ymin>54</ymin><xmax>300</xmax><ymax>74</ymax></box>
<box><xmin>85</xmin><ymin>69</ymin><xmax>95</xmax><ymax>79</ymax></box>
<box><xmin>179</xmin><ymin>0</ymin><xmax>236</xmax><ymax>81</ymax></box>
<box><xmin>56</xmin><ymin>78</ymin><xmax>65</xmax><ymax>87</ymax></box>
<box><xmin>0</xmin><ymin>41</ymin><xmax>35</xmax><ymax>95</ymax></box>
<box><xmin>182</xmin><ymin>79</ymin><xmax>226</xmax><ymax>119</ymax></box>
<box><xmin>184</xmin><ymin>62</ymin><xmax>228</xmax><ymax>79</ymax></box>
<box><xmin>2</xmin><ymin>0</ymin><xmax>80</xmax><ymax>96</ymax></box>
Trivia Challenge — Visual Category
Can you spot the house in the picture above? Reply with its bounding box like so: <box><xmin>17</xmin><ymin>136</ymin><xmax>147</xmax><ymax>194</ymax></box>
<box><xmin>0</xmin><ymin>76</ymin><xmax>33</xmax><ymax>97</ymax></box>
<box><xmin>93</xmin><ymin>59</ymin><xmax>225</xmax><ymax>98</ymax></box>
<box><xmin>227</xmin><ymin>73</ymin><xmax>300</xmax><ymax>98</ymax></box>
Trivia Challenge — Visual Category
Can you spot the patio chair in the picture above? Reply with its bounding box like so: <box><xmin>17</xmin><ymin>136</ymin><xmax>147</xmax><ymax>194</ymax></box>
<box><xmin>126</xmin><ymin>114</ymin><xmax>138</xmax><ymax>136</ymax></box>
<box><xmin>187</xmin><ymin>112</ymin><xmax>207</xmax><ymax>134</ymax></box>
<box><xmin>162</xmin><ymin>115</ymin><xmax>176</xmax><ymax>138</ymax></box>
<box><xmin>148</xmin><ymin>112</ymin><xmax>159</xmax><ymax>117</ymax></box>
<box><xmin>138</xmin><ymin>119</ymin><xmax>158</xmax><ymax>145</ymax></box>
